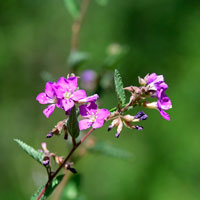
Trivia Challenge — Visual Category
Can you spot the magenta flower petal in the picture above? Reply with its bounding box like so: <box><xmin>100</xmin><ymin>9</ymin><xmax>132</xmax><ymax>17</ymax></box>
<box><xmin>92</xmin><ymin>119</ymin><xmax>104</xmax><ymax>129</ymax></box>
<box><xmin>79</xmin><ymin>104</ymin><xmax>89</xmax><ymax>117</ymax></box>
<box><xmin>96</xmin><ymin>108</ymin><xmax>110</xmax><ymax>120</ymax></box>
<box><xmin>36</xmin><ymin>93</ymin><xmax>52</xmax><ymax>104</ymax></box>
<box><xmin>54</xmin><ymin>85</ymin><xmax>65</xmax><ymax>99</ymax></box>
<box><xmin>147</xmin><ymin>73</ymin><xmax>157</xmax><ymax>84</ymax></box>
<box><xmin>57</xmin><ymin>77</ymin><xmax>69</xmax><ymax>91</ymax></box>
<box><xmin>43</xmin><ymin>104</ymin><xmax>55</xmax><ymax>118</ymax></box>
<box><xmin>62</xmin><ymin>99</ymin><xmax>74</xmax><ymax>111</ymax></box>
<box><xmin>66</xmin><ymin>76</ymin><xmax>78</xmax><ymax>92</ymax></box>
<box><xmin>78</xmin><ymin>94</ymin><xmax>99</xmax><ymax>103</ymax></box>
<box><xmin>158</xmin><ymin>106</ymin><xmax>170</xmax><ymax>121</ymax></box>
<box><xmin>72</xmin><ymin>89</ymin><xmax>87</xmax><ymax>101</ymax></box>
<box><xmin>87</xmin><ymin>101</ymin><xmax>98</xmax><ymax>114</ymax></box>
<box><xmin>79</xmin><ymin>119</ymin><xmax>92</xmax><ymax>130</ymax></box>
<box><xmin>45</xmin><ymin>82</ymin><xmax>55</xmax><ymax>98</ymax></box>
<box><xmin>157</xmin><ymin>90</ymin><xmax>172</xmax><ymax>110</ymax></box>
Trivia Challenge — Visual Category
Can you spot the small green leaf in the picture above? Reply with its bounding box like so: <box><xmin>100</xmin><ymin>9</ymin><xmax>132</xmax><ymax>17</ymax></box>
<box><xmin>31</xmin><ymin>175</ymin><xmax>65</xmax><ymax>200</ymax></box>
<box><xmin>63</xmin><ymin>0</ymin><xmax>80</xmax><ymax>19</ymax></box>
<box><xmin>60</xmin><ymin>174</ymin><xmax>82</xmax><ymax>200</ymax></box>
<box><xmin>14</xmin><ymin>139</ymin><xmax>44</xmax><ymax>165</ymax></box>
<box><xmin>95</xmin><ymin>0</ymin><xmax>108</xmax><ymax>6</ymax></box>
<box><xmin>114</xmin><ymin>69</ymin><xmax>126</xmax><ymax>105</ymax></box>
<box><xmin>67</xmin><ymin>106</ymin><xmax>80</xmax><ymax>139</ymax></box>
<box><xmin>88</xmin><ymin>141</ymin><xmax>132</xmax><ymax>160</ymax></box>
<box><xmin>68</xmin><ymin>51</ymin><xmax>90</xmax><ymax>70</ymax></box>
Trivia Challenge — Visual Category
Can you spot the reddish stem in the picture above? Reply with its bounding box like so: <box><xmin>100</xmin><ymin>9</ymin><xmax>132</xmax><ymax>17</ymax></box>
<box><xmin>37</xmin><ymin>128</ymin><xmax>95</xmax><ymax>200</ymax></box>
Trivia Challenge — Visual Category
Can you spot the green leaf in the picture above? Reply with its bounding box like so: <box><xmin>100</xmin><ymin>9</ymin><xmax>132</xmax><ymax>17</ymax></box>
<box><xmin>88</xmin><ymin>141</ymin><xmax>132</xmax><ymax>160</ymax></box>
<box><xmin>63</xmin><ymin>0</ymin><xmax>80</xmax><ymax>19</ymax></box>
<box><xmin>60</xmin><ymin>174</ymin><xmax>83</xmax><ymax>200</ymax></box>
<box><xmin>67</xmin><ymin>106</ymin><xmax>80</xmax><ymax>139</ymax></box>
<box><xmin>31</xmin><ymin>175</ymin><xmax>65</xmax><ymax>200</ymax></box>
<box><xmin>114</xmin><ymin>69</ymin><xmax>126</xmax><ymax>105</ymax></box>
<box><xmin>14</xmin><ymin>139</ymin><xmax>44</xmax><ymax>165</ymax></box>
<box><xmin>67</xmin><ymin>51</ymin><xmax>90</xmax><ymax>70</ymax></box>
<box><xmin>95</xmin><ymin>0</ymin><xmax>108</xmax><ymax>6</ymax></box>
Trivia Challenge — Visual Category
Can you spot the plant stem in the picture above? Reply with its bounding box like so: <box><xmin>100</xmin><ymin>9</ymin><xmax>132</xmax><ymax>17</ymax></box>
<box><xmin>37</xmin><ymin>128</ymin><xmax>95</xmax><ymax>200</ymax></box>
<box><xmin>71</xmin><ymin>0</ymin><xmax>91</xmax><ymax>50</ymax></box>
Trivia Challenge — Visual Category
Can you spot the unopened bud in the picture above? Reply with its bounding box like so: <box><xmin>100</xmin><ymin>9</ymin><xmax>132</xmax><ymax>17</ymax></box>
<box><xmin>41</xmin><ymin>143</ymin><xmax>49</xmax><ymax>153</ymax></box>
<box><xmin>46</xmin><ymin>132</ymin><xmax>53</xmax><ymax>138</ymax></box>
<box><xmin>135</xmin><ymin>125</ymin><xmax>143</xmax><ymax>131</ymax></box>
<box><xmin>135</xmin><ymin>111</ymin><xmax>148</xmax><ymax>120</ymax></box>
<box><xmin>138</xmin><ymin>76</ymin><xmax>146</xmax><ymax>86</ymax></box>
<box><xmin>123</xmin><ymin>114</ymin><xmax>135</xmax><ymax>122</ymax></box>
<box><xmin>124</xmin><ymin>86</ymin><xmax>141</xmax><ymax>94</ymax></box>
<box><xmin>42</xmin><ymin>156</ymin><xmax>50</xmax><ymax>167</ymax></box>
<box><xmin>63</xmin><ymin>125</ymin><xmax>68</xmax><ymax>140</ymax></box>
<box><xmin>143</xmin><ymin>102</ymin><xmax>157</xmax><ymax>109</ymax></box>
<box><xmin>55</xmin><ymin>156</ymin><xmax>63</xmax><ymax>165</ymax></box>
<box><xmin>65</xmin><ymin>163</ymin><xmax>77</xmax><ymax>174</ymax></box>
<box><xmin>108</xmin><ymin>118</ymin><xmax>120</xmax><ymax>131</ymax></box>
<box><xmin>117</xmin><ymin>119</ymin><xmax>123</xmax><ymax>135</ymax></box>
<box><xmin>115</xmin><ymin>132</ymin><xmax>120</xmax><ymax>138</ymax></box>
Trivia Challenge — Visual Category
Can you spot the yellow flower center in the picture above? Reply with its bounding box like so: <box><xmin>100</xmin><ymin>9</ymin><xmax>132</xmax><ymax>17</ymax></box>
<box><xmin>64</xmin><ymin>91</ymin><xmax>72</xmax><ymax>99</ymax></box>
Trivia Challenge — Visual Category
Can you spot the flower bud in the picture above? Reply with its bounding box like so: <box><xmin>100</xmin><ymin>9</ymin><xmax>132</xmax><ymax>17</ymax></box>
<box><xmin>42</xmin><ymin>156</ymin><xmax>50</xmax><ymax>167</ymax></box>
<box><xmin>115</xmin><ymin>119</ymin><xmax>123</xmax><ymax>138</ymax></box>
<box><xmin>46</xmin><ymin>132</ymin><xmax>53</xmax><ymax>138</ymax></box>
<box><xmin>135</xmin><ymin>125</ymin><xmax>143</xmax><ymax>131</ymax></box>
<box><xmin>143</xmin><ymin>102</ymin><xmax>158</xmax><ymax>110</ymax></box>
<box><xmin>65</xmin><ymin>162</ymin><xmax>77</xmax><ymax>174</ymax></box>
<box><xmin>123</xmin><ymin>114</ymin><xmax>135</xmax><ymax>122</ymax></box>
<box><xmin>108</xmin><ymin>118</ymin><xmax>120</xmax><ymax>131</ymax></box>
<box><xmin>55</xmin><ymin>156</ymin><xmax>63</xmax><ymax>165</ymax></box>
<box><xmin>41</xmin><ymin>142</ymin><xmax>49</xmax><ymax>153</ymax></box>
<box><xmin>138</xmin><ymin>76</ymin><xmax>147</xmax><ymax>86</ymax></box>
<box><xmin>134</xmin><ymin>111</ymin><xmax>148</xmax><ymax>120</ymax></box>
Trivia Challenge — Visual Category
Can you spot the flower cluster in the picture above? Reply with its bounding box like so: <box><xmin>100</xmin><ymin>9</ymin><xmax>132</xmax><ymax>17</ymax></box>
<box><xmin>36</xmin><ymin>74</ymin><xmax>110</xmax><ymax>130</ymax></box>
<box><xmin>139</xmin><ymin>73</ymin><xmax>172</xmax><ymax>120</ymax></box>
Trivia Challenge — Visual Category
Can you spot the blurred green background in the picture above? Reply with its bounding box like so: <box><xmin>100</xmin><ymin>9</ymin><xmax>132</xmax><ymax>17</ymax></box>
<box><xmin>1</xmin><ymin>0</ymin><xmax>200</xmax><ymax>199</ymax></box>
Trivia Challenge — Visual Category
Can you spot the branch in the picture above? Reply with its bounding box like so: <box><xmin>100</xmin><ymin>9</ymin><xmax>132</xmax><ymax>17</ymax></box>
<box><xmin>71</xmin><ymin>0</ymin><xmax>91</xmax><ymax>50</ymax></box>
<box><xmin>37</xmin><ymin>128</ymin><xmax>95</xmax><ymax>200</ymax></box>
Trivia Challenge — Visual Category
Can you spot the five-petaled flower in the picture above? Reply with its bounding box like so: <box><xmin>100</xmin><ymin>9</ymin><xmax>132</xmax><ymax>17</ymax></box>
<box><xmin>54</xmin><ymin>76</ymin><xmax>98</xmax><ymax>112</ymax></box>
<box><xmin>79</xmin><ymin>101</ymin><xmax>110</xmax><ymax>130</ymax></box>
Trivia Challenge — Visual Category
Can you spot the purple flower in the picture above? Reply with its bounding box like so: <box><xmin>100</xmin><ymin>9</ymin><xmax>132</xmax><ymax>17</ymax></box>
<box><xmin>145</xmin><ymin>73</ymin><xmax>172</xmax><ymax>120</ymax></box>
<box><xmin>54</xmin><ymin>76</ymin><xmax>98</xmax><ymax>112</ymax></box>
<box><xmin>80</xmin><ymin>70</ymin><xmax>97</xmax><ymax>90</ymax></box>
<box><xmin>36</xmin><ymin>82</ymin><xmax>60</xmax><ymax>118</ymax></box>
<box><xmin>79</xmin><ymin>101</ymin><xmax>110</xmax><ymax>130</ymax></box>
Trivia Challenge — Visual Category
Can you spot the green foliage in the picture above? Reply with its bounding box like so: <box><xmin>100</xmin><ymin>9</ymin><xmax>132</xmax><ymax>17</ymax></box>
<box><xmin>60</xmin><ymin>174</ymin><xmax>84</xmax><ymax>200</ymax></box>
<box><xmin>68</xmin><ymin>51</ymin><xmax>90</xmax><ymax>70</ymax></box>
<box><xmin>31</xmin><ymin>175</ymin><xmax>65</xmax><ymax>200</ymax></box>
<box><xmin>88</xmin><ymin>141</ymin><xmax>132</xmax><ymax>160</ymax></box>
<box><xmin>63</xmin><ymin>0</ymin><xmax>80</xmax><ymax>19</ymax></box>
<box><xmin>14</xmin><ymin>139</ymin><xmax>44</xmax><ymax>165</ymax></box>
<box><xmin>95</xmin><ymin>0</ymin><xmax>108</xmax><ymax>6</ymax></box>
<box><xmin>114</xmin><ymin>69</ymin><xmax>126</xmax><ymax>105</ymax></box>
<box><xmin>67</xmin><ymin>106</ymin><xmax>80</xmax><ymax>139</ymax></box>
